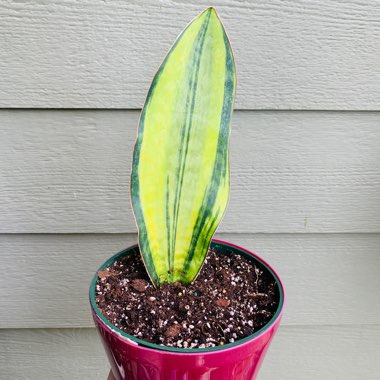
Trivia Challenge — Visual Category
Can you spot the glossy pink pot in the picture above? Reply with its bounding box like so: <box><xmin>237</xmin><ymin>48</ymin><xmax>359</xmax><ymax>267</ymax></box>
<box><xmin>90</xmin><ymin>239</ymin><xmax>285</xmax><ymax>380</ymax></box>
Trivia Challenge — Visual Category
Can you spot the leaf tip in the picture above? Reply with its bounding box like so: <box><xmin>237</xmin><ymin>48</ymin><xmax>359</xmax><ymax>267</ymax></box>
<box><xmin>202</xmin><ymin>6</ymin><xmax>218</xmax><ymax>16</ymax></box>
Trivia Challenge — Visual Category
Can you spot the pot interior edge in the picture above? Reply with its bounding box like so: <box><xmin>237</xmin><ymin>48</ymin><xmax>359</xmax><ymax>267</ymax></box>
<box><xmin>89</xmin><ymin>239</ymin><xmax>285</xmax><ymax>354</ymax></box>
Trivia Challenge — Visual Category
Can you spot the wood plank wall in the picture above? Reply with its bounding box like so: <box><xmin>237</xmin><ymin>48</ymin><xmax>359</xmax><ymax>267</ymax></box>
<box><xmin>1</xmin><ymin>1</ymin><xmax>379</xmax><ymax>379</ymax></box>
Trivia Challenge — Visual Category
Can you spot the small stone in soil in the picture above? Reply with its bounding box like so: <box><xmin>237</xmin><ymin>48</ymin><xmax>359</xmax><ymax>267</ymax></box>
<box><xmin>98</xmin><ymin>269</ymin><xmax>116</xmax><ymax>279</ymax></box>
<box><xmin>215</xmin><ymin>298</ymin><xmax>230</xmax><ymax>308</ymax></box>
<box><xmin>165</xmin><ymin>324</ymin><xmax>181</xmax><ymax>338</ymax></box>
<box><xmin>131</xmin><ymin>279</ymin><xmax>148</xmax><ymax>292</ymax></box>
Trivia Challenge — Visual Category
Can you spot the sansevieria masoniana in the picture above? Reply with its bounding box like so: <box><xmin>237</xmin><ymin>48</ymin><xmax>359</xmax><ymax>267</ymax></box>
<box><xmin>131</xmin><ymin>7</ymin><xmax>236</xmax><ymax>286</ymax></box>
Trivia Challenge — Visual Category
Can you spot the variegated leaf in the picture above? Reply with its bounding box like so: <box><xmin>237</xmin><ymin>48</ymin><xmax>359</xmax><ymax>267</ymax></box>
<box><xmin>131</xmin><ymin>7</ymin><xmax>236</xmax><ymax>286</ymax></box>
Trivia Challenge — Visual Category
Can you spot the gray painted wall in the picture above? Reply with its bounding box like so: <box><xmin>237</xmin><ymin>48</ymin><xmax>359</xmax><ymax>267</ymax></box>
<box><xmin>1</xmin><ymin>1</ymin><xmax>379</xmax><ymax>379</ymax></box>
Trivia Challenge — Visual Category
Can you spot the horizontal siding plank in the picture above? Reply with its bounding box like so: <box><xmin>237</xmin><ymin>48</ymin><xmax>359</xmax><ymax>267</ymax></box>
<box><xmin>1</xmin><ymin>110</ymin><xmax>379</xmax><ymax>233</ymax></box>
<box><xmin>1</xmin><ymin>326</ymin><xmax>379</xmax><ymax>380</ymax></box>
<box><xmin>1</xmin><ymin>0</ymin><xmax>379</xmax><ymax>109</ymax></box>
<box><xmin>0</xmin><ymin>329</ymin><xmax>109</xmax><ymax>380</ymax></box>
<box><xmin>1</xmin><ymin>233</ymin><xmax>379</xmax><ymax>328</ymax></box>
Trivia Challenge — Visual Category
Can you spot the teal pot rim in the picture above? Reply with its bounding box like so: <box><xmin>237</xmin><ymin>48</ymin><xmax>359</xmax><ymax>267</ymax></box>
<box><xmin>89</xmin><ymin>238</ymin><xmax>285</xmax><ymax>353</ymax></box>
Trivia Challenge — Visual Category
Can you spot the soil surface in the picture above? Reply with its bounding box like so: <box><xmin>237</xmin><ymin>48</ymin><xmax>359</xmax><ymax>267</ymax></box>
<box><xmin>95</xmin><ymin>249</ymin><xmax>279</xmax><ymax>349</ymax></box>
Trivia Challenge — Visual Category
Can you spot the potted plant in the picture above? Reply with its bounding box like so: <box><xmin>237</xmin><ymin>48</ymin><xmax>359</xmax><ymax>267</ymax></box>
<box><xmin>90</xmin><ymin>7</ymin><xmax>284</xmax><ymax>380</ymax></box>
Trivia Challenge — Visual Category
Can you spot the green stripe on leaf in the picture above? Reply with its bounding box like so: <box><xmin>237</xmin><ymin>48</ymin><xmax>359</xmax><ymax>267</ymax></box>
<box><xmin>131</xmin><ymin>7</ymin><xmax>236</xmax><ymax>286</ymax></box>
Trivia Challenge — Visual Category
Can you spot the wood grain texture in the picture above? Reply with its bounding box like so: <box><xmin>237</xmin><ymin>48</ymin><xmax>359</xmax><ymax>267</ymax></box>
<box><xmin>1</xmin><ymin>110</ymin><xmax>379</xmax><ymax>233</ymax></box>
<box><xmin>1</xmin><ymin>326</ymin><xmax>379</xmax><ymax>380</ymax></box>
<box><xmin>1</xmin><ymin>0</ymin><xmax>379</xmax><ymax>109</ymax></box>
<box><xmin>1</xmin><ymin>233</ymin><xmax>379</xmax><ymax>328</ymax></box>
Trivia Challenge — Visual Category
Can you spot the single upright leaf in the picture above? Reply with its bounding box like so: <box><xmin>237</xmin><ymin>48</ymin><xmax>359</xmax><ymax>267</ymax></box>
<box><xmin>131</xmin><ymin>7</ymin><xmax>236</xmax><ymax>286</ymax></box>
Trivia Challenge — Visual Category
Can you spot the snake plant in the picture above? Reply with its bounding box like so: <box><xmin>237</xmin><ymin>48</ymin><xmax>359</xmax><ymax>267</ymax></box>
<box><xmin>131</xmin><ymin>7</ymin><xmax>236</xmax><ymax>286</ymax></box>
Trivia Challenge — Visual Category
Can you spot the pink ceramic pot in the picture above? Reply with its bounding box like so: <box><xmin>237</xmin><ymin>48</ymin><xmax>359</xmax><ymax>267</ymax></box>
<box><xmin>90</xmin><ymin>239</ymin><xmax>285</xmax><ymax>380</ymax></box>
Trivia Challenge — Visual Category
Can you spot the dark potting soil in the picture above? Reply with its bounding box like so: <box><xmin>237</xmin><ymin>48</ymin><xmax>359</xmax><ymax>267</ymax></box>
<box><xmin>95</xmin><ymin>249</ymin><xmax>279</xmax><ymax>349</ymax></box>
